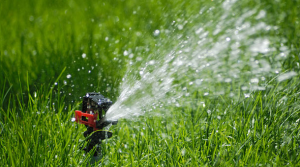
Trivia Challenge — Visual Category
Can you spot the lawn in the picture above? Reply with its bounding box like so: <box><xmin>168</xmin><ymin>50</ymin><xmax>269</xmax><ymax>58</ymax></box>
<box><xmin>1</xmin><ymin>0</ymin><xmax>300</xmax><ymax>166</ymax></box>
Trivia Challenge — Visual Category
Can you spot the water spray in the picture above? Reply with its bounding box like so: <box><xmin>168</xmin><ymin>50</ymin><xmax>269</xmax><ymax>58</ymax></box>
<box><xmin>74</xmin><ymin>92</ymin><xmax>118</xmax><ymax>156</ymax></box>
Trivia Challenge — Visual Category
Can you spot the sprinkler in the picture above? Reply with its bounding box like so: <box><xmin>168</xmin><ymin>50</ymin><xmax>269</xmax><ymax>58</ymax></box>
<box><xmin>74</xmin><ymin>92</ymin><xmax>118</xmax><ymax>156</ymax></box>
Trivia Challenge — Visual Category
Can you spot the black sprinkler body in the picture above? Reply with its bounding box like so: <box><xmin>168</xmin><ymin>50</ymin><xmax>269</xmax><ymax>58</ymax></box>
<box><xmin>74</xmin><ymin>92</ymin><xmax>118</xmax><ymax>155</ymax></box>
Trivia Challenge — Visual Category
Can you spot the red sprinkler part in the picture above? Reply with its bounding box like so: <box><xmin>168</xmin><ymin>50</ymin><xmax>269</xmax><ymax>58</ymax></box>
<box><xmin>75</xmin><ymin>110</ymin><xmax>99</xmax><ymax>131</ymax></box>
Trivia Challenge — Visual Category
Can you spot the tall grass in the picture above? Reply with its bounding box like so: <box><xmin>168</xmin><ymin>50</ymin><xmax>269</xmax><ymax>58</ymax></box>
<box><xmin>1</xmin><ymin>0</ymin><xmax>300</xmax><ymax>166</ymax></box>
<box><xmin>101</xmin><ymin>78</ymin><xmax>300</xmax><ymax>166</ymax></box>
<box><xmin>0</xmin><ymin>70</ymin><xmax>84</xmax><ymax>166</ymax></box>
<box><xmin>1</xmin><ymin>76</ymin><xmax>299</xmax><ymax>166</ymax></box>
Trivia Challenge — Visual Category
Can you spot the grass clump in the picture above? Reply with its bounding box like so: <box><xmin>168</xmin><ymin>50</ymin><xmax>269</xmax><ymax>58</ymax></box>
<box><xmin>0</xmin><ymin>72</ymin><xmax>85</xmax><ymax>166</ymax></box>
<box><xmin>101</xmin><ymin>78</ymin><xmax>300</xmax><ymax>166</ymax></box>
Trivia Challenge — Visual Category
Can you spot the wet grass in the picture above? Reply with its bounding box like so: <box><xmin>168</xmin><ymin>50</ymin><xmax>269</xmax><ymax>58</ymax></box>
<box><xmin>1</xmin><ymin>0</ymin><xmax>300</xmax><ymax>166</ymax></box>
<box><xmin>103</xmin><ymin>78</ymin><xmax>300</xmax><ymax>166</ymax></box>
<box><xmin>1</xmin><ymin>76</ymin><xmax>300</xmax><ymax>166</ymax></box>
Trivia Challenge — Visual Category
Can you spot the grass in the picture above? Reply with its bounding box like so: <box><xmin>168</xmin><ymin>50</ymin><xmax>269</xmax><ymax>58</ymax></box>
<box><xmin>2</xmin><ymin>77</ymin><xmax>299</xmax><ymax>166</ymax></box>
<box><xmin>104</xmin><ymin>78</ymin><xmax>300</xmax><ymax>166</ymax></box>
<box><xmin>1</xmin><ymin>0</ymin><xmax>300</xmax><ymax>166</ymax></box>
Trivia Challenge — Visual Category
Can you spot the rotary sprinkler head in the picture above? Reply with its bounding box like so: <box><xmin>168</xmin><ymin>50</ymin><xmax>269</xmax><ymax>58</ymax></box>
<box><xmin>74</xmin><ymin>92</ymin><xmax>118</xmax><ymax>155</ymax></box>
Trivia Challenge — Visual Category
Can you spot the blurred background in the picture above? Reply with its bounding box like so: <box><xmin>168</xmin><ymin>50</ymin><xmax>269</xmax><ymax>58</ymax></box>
<box><xmin>1</xmin><ymin>0</ymin><xmax>299</xmax><ymax>110</ymax></box>
<box><xmin>1</xmin><ymin>0</ymin><xmax>196</xmax><ymax>104</ymax></box>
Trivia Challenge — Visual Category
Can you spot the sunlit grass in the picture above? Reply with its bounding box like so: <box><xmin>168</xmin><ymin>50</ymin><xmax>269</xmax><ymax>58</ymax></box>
<box><xmin>1</xmin><ymin>0</ymin><xmax>300</xmax><ymax>166</ymax></box>
<box><xmin>100</xmin><ymin>78</ymin><xmax>300</xmax><ymax>166</ymax></box>
<box><xmin>0</xmin><ymin>71</ymin><xmax>84</xmax><ymax>166</ymax></box>
<box><xmin>1</xmin><ymin>77</ymin><xmax>300</xmax><ymax>166</ymax></box>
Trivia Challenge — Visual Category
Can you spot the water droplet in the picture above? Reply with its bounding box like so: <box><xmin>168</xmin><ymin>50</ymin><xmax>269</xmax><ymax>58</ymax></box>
<box><xmin>195</xmin><ymin>79</ymin><xmax>203</xmax><ymax>85</ymax></box>
<box><xmin>250</xmin><ymin>78</ymin><xmax>259</xmax><ymax>83</ymax></box>
<box><xmin>178</xmin><ymin>24</ymin><xmax>183</xmax><ymax>30</ymax></box>
<box><xmin>241</xmin><ymin>86</ymin><xmax>248</xmax><ymax>90</ymax></box>
<box><xmin>250</xmin><ymin>38</ymin><xmax>270</xmax><ymax>53</ymax></box>
<box><xmin>153</xmin><ymin>30</ymin><xmax>160</xmax><ymax>36</ymax></box>
<box><xmin>244</xmin><ymin>94</ymin><xmax>250</xmax><ymax>98</ymax></box>
<box><xmin>225</xmin><ymin>78</ymin><xmax>232</xmax><ymax>83</ymax></box>
<box><xmin>277</xmin><ymin>71</ymin><xmax>297</xmax><ymax>82</ymax></box>
<box><xmin>149</xmin><ymin>60</ymin><xmax>155</xmax><ymax>65</ymax></box>
<box><xmin>129</xmin><ymin>53</ymin><xmax>134</xmax><ymax>59</ymax></box>
<box><xmin>181</xmin><ymin>148</ymin><xmax>186</xmax><ymax>156</ymax></box>
<box><xmin>123</xmin><ymin>50</ymin><xmax>129</xmax><ymax>56</ymax></box>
